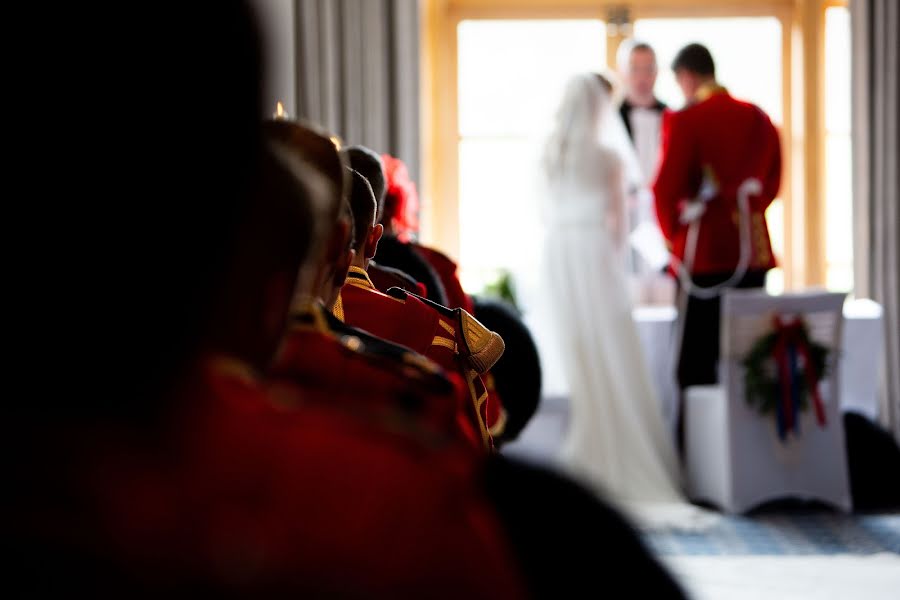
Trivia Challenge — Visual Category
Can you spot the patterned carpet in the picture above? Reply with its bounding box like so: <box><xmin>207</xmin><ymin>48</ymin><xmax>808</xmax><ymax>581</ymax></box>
<box><xmin>506</xmin><ymin>403</ymin><xmax>900</xmax><ymax>558</ymax></box>
<box><xmin>644</xmin><ymin>510</ymin><xmax>900</xmax><ymax>556</ymax></box>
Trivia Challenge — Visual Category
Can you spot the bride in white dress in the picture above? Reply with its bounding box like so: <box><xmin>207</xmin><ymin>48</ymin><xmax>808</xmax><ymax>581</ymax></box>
<box><xmin>539</xmin><ymin>73</ymin><xmax>693</xmax><ymax>522</ymax></box>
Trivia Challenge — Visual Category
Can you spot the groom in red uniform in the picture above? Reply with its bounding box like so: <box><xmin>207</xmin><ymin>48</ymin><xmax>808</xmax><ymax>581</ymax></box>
<box><xmin>653</xmin><ymin>43</ymin><xmax>781</xmax><ymax>396</ymax></box>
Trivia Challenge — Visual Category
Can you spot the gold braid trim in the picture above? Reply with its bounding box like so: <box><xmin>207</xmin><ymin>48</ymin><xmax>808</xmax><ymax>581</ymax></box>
<box><xmin>431</xmin><ymin>336</ymin><xmax>457</xmax><ymax>352</ymax></box>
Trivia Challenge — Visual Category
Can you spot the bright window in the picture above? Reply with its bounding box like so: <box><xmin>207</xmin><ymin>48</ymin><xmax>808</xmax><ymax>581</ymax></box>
<box><xmin>824</xmin><ymin>6</ymin><xmax>853</xmax><ymax>292</ymax></box>
<box><xmin>448</xmin><ymin>10</ymin><xmax>844</xmax><ymax>299</ymax></box>
<box><xmin>457</xmin><ymin>20</ymin><xmax>607</xmax><ymax>296</ymax></box>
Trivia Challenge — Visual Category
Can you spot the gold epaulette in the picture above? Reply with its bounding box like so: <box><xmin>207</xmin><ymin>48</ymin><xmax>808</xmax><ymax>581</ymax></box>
<box><xmin>458</xmin><ymin>309</ymin><xmax>505</xmax><ymax>374</ymax></box>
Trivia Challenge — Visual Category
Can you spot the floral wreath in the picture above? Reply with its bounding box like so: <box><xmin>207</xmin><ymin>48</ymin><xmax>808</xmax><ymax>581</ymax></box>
<box><xmin>741</xmin><ymin>315</ymin><xmax>832</xmax><ymax>441</ymax></box>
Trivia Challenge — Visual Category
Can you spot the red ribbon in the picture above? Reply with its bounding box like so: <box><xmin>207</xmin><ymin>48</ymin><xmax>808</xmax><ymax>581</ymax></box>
<box><xmin>772</xmin><ymin>327</ymin><xmax>794</xmax><ymax>433</ymax></box>
<box><xmin>772</xmin><ymin>316</ymin><xmax>827</xmax><ymax>429</ymax></box>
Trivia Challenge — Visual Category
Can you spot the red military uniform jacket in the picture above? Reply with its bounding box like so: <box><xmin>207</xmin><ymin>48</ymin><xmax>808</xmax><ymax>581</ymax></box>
<box><xmin>26</xmin><ymin>353</ymin><xmax>527</xmax><ymax>596</ymax></box>
<box><xmin>411</xmin><ymin>245</ymin><xmax>509</xmax><ymax>439</ymax></box>
<box><xmin>337</xmin><ymin>266</ymin><xmax>506</xmax><ymax>449</ymax></box>
<box><xmin>652</xmin><ymin>85</ymin><xmax>781</xmax><ymax>275</ymax></box>
<box><xmin>269</xmin><ymin>301</ymin><xmax>484</xmax><ymax>457</ymax></box>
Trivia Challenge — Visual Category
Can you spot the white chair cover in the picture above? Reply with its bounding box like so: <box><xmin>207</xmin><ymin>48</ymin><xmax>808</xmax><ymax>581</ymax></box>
<box><xmin>684</xmin><ymin>290</ymin><xmax>852</xmax><ymax>513</ymax></box>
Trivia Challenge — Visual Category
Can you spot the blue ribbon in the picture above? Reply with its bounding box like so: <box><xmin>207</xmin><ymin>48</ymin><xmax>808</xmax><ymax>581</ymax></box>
<box><xmin>789</xmin><ymin>343</ymin><xmax>801</xmax><ymax>435</ymax></box>
<box><xmin>775</xmin><ymin>366</ymin><xmax>786</xmax><ymax>440</ymax></box>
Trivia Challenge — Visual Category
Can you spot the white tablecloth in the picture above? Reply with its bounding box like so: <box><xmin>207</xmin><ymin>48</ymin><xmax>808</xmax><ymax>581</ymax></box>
<box><xmin>532</xmin><ymin>299</ymin><xmax>885</xmax><ymax>435</ymax></box>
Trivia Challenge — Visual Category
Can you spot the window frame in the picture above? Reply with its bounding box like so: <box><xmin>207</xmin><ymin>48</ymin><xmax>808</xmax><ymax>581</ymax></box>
<box><xmin>421</xmin><ymin>0</ymin><xmax>841</xmax><ymax>290</ymax></box>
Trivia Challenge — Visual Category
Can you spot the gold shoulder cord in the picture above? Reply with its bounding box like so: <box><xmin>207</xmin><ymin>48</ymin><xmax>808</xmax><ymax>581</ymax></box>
<box><xmin>459</xmin><ymin>310</ymin><xmax>505</xmax><ymax>374</ymax></box>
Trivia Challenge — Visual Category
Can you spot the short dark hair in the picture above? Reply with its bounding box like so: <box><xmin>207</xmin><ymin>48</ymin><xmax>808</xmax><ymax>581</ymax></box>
<box><xmin>672</xmin><ymin>43</ymin><xmax>715</xmax><ymax>77</ymax></box>
<box><xmin>348</xmin><ymin>168</ymin><xmax>377</xmax><ymax>251</ymax></box>
<box><xmin>345</xmin><ymin>146</ymin><xmax>386</xmax><ymax>221</ymax></box>
<box><xmin>263</xmin><ymin>120</ymin><xmax>346</xmax><ymax>205</ymax></box>
<box><xmin>250</xmin><ymin>144</ymin><xmax>316</xmax><ymax>276</ymax></box>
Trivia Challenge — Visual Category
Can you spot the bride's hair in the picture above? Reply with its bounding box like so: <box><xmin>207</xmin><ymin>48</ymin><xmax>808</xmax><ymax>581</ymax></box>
<box><xmin>541</xmin><ymin>73</ymin><xmax>610</xmax><ymax>180</ymax></box>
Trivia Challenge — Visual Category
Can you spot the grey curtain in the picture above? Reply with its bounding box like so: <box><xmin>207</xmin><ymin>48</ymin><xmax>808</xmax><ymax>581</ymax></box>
<box><xmin>295</xmin><ymin>0</ymin><xmax>420</xmax><ymax>182</ymax></box>
<box><xmin>851</xmin><ymin>0</ymin><xmax>900</xmax><ymax>441</ymax></box>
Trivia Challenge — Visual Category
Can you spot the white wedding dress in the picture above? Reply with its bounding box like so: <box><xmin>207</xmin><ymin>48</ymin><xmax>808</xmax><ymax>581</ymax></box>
<box><xmin>539</xmin><ymin>74</ymin><xmax>712</xmax><ymax>530</ymax></box>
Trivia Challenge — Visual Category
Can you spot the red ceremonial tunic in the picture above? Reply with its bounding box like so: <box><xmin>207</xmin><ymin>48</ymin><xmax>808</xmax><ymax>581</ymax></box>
<box><xmin>337</xmin><ymin>266</ymin><xmax>504</xmax><ymax>450</ymax></box>
<box><xmin>19</xmin><ymin>354</ymin><xmax>527</xmax><ymax>596</ymax></box>
<box><xmin>652</xmin><ymin>86</ymin><xmax>781</xmax><ymax>275</ymax></box>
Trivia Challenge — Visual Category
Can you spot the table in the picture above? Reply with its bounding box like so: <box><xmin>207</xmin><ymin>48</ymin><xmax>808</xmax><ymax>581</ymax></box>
<box><xmin>531</xmin><ymin>299</ymin><xmax>885</xmax><ymax>435</ymax></box>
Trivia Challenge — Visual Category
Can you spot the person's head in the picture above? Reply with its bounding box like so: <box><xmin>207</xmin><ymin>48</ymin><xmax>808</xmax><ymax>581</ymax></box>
<box><xmin>560</xmin><ymin>73</ymin><xmax>609</xmax><ymax>134</ymax></box>
<box><xmin>325</xmin><ymin>198</ymin><xmax>356</xmax><ymax>305</ymax></box>
<box><xmin>206</xmin><ymin>143</ymin><xmax>317</xmax><ymax>369</ymax></box>
<box><xmin>262</xmin><ymin>119</ymin><xmax>350</xmax><ymax>310</ymax></box>
<box><xmin>617</xmin><ymin>40</ymin><xmax>658</xmax><ymax>106</ymax></box>
<box><xmin>20</xmin><ymin>0</ymin><xmax>265</xmax><ymax>426</ymax></box>
<box><xmin>542</xmin><ymin>73</ymin><xmax>610</xmax><ymax>178</ymax></box>
<box><xmin>347</xmin><ymin>168</ymin><xmax>384</xmax><ymax>269</ymax></box>
<box><xmin>345</xmin><ymin>145</ymin><xmax>386</xmax><ymax>221</ymax></box>
<box><xmin>672</xmin><ymin>43</ymin><xmax>716</xmax><ymax>103</ymax></box>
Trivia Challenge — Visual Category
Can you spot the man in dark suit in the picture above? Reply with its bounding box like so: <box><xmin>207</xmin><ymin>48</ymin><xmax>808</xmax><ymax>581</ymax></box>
<box><xmin>618</xmin><ymin>40</ymin><xmax>667</xmax><ymax>183</ymax></box>
<box><xmin>616</xmin><ymin>40</ymin><xmax>674</xmax><ymax>305</ymax></box>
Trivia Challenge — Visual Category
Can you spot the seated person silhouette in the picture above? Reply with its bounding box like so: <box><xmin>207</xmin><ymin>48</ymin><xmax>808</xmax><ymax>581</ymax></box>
<box><xmin>357</xmin><ymin>149</ymin><xmax>449</xmax><ymax>304</ymax></box>
<box><xmin>345</xmin><ymin>145</ymin><xmax>427</xmax><ymax>296</ymax></box>
<box><xmin>11</xmin><ymin>7</ymin><xmax>529</xmax><ymax>594</ymax></box>
<box><xmin>348</xmin><ymin>147</ymin><xmax>541</xmax><ymax>445</ymax></box>
<box><xmin>265</xmin><ymin>121</ymin><xmax>484</xmax><ymax>455</ymax></box>
<box><xmin>337</xmin><ymin>166</ymin><xmax>507</xmax><ymax>449</ymax></box>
